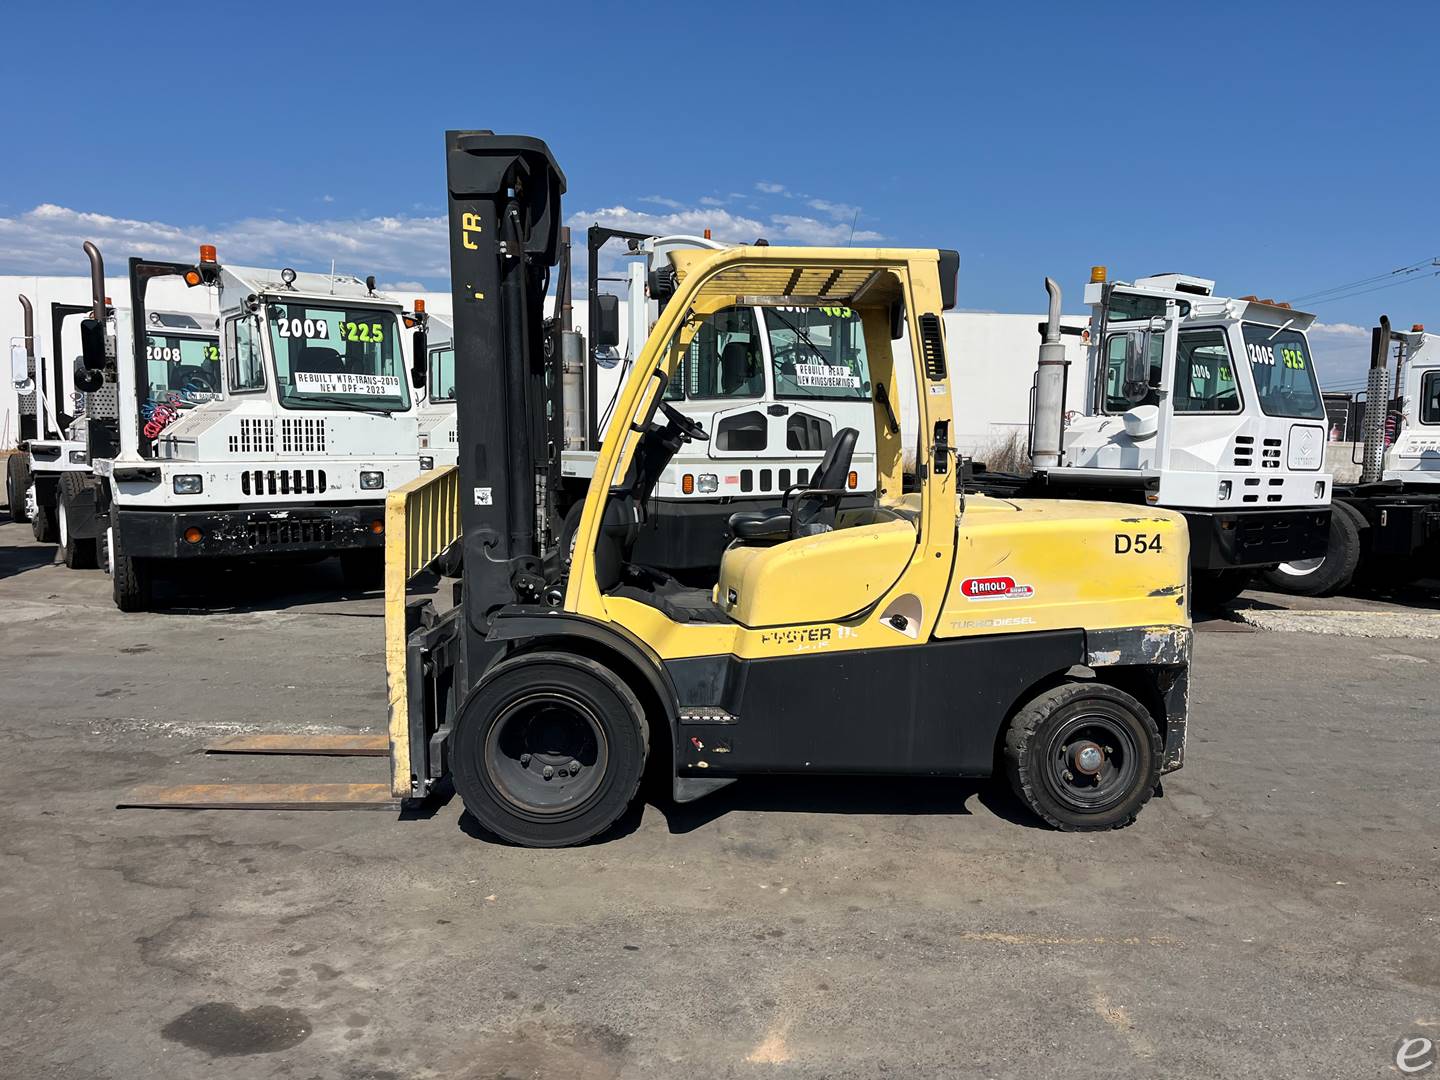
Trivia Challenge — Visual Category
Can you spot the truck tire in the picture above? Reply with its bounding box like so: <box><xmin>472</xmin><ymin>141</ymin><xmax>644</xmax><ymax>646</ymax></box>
<box><xmin>58</xmin><ymin>475</ymin><xmax>97</xmax><ymax>569</ymax></box>
<box><xmin>450</xmin><ymin>652</ymin><xmax>649</xmax><ymax>847</ymax></box>
<box><xmin>1191</xmin><ymin>568</ymin><xmax>1250</xmax><ymax>611</ymax></box>
<box><xmin>1004</xmin><ymin>681</ymin><xmax>1162</xmax><ymax>832</ymax></box>
<box><xmin>1258</xmin><ymin>502</ymin><xmax>1361</xmax><ymax>597</ymax></box>
<box><xmin>6</xmin><ymin>454</ymin><xmax>31</xmax><ymax>523</ymax></box>
<box><xmin>108</xmin><ymin>524</ymin><xmax>153</xmax><ymax>612</ymax></box>
<box><xmin>30</xmin><ymin>496</ymin><xmax>57</xmax><ymax>544</ymax></box>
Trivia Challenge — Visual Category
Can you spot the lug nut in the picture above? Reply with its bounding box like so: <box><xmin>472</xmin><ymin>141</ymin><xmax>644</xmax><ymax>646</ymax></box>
<box><xmin>542</xmin><ymin>765</ymin><xmax>554</xmax><ymax>780</ymax></box>
<box><xmin>567</xmin><ymin>760</ymin><xmax>581</xmax><ymax>774</ymax></box>
<box><xmin>520</xmin><ymin>754</ymin><xmax>531</xmax><ymax>767</ymax></box>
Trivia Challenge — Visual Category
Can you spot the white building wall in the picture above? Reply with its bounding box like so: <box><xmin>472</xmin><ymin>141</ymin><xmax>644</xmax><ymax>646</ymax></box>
<box><xmin>2</xmin><ymin>276</ymin><xmax>1086</xmax><ymax>458</ymax></box>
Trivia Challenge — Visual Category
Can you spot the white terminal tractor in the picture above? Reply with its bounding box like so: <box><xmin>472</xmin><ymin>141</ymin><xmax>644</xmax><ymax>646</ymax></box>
<box><xmin>978</xmin><ymin>268</ymin><xmax>1333</xmax><ymax>608</ymax></box>
<box><xmin>76</xmin><ymin>244</ymin><xmax>426</xmax><ymax>611</ymax></box>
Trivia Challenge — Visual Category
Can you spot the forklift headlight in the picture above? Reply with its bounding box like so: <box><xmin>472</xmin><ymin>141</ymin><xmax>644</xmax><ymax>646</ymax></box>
<box><xmin>1217</xmin><ymin>480</ymin><xmax>1232</xmax><ymax>501</ymax></box>
<box><xmin>697</xmin><ymin>473</ymin><xmax>718</xmax><ymax>494</ymax></box>
<box><xmin>360</xmin><ymin>471</ymin><xmax>385</xmax><ymax>490</ymax></box>
<box><xmin>172</xmin><ymin>474</ymin><xmax>203</xmax><ymax>495</ymax></box>
<box><xmin>419</xmin><ymin>456</ymin><xmax>434</xmax><ymax>471</ymax></box>
<box><xmin>68</xmin><ymin>450</ymin><xmax>88</xmax><ymax>464</ymax></box>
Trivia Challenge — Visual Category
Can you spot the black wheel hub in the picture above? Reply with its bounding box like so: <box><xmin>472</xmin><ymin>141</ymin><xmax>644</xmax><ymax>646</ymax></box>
<box><xmin>1046</xmin><ymin>714</ymin><xmax>1139</xmax><ymax>812</ymax></box>
<box><xmin>484</xmin><ymin>691</ymin><xmax>608</xmax><ymax>815</ymax></box>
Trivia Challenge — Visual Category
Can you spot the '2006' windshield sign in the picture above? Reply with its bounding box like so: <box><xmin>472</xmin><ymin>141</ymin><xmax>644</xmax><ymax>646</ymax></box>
<box><xmin>795</xmin><ymin>363</ymin><xmax>861</xmax><ymax>389</ymax></box>
<box><xmin>294</xmin><ymin>372</ymin><xmax>401</xmax><ymax>396</ymax></box>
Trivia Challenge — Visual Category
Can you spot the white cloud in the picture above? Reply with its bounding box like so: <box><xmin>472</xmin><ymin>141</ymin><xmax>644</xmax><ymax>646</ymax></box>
<box><xmin>808</xmin><ymin>198</ymin><xmax>858</xmax><ymax>221</ymax></box>
<box><xmin>321</xmin><ymin>194</ymin><xmax>334</xmax><ymax>203</ymax></box>
<box><xmin>698</xmin><ymin>196</ymin><xmax>726</xmax><ymax>207</ymax></box>
<box><xmin>755</xmin><ymin>181</ymin><xmax>787</xmax><ymax>195</ymax></box>
<box><xmin>0</xmin><ymin>203</ymin><xmax>450</xmax><ymax>283</ymax></box>
<box><xmin>1310</xmin><ymin>321</ymin><xmax>1375</xmax><ymax>388</ymax></box>
<box><xmin>637</xmin><ymin>195</ymin><xmax>687</xmax><ymax>210</ymax></box>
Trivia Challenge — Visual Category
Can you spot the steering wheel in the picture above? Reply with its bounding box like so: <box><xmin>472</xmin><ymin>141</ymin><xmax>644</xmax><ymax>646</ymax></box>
<box><xmin>187</xmin><ymin>367</ymin><xmax>220</xmax><ymax>395</ymax></box>
<box><xmin>657</xmin><ymin>399</ymin><xmax>709</xmax><ymax>442</ymax></box>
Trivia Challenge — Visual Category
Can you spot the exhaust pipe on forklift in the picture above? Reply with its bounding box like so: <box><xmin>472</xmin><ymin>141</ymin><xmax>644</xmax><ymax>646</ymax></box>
<box><xmin>1030</xmin><ymin>277</ymin><xmax>1068</xmax><ymax>470</ymax></box>
<box><xmin>1360</xmin><ymin>315</ymin><xmax>1391</xmax><ymax>485</ymax></box>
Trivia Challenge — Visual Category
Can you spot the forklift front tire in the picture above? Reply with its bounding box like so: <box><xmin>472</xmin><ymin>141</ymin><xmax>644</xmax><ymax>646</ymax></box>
<box><xmin>6</xmin><ymin>453</ymin><xmax>31</xmax><ymax>523</ymax></box>
<box><xmin>1004</xmin><ymin>682</ymin><xmax>1162</xmax><ymax>832</ymax></box>
<box><xmin>450</xmin><ymin>652</ymin><xmax>650</xmax><ymax>848</ymax></box>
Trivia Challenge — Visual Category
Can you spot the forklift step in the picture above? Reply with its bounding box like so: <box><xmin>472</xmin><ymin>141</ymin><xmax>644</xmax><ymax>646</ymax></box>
<box><xmin>204</xmin><ymin>734</ymin><xmax>389</xmax><ymax>757</ymax></box>
<box><xmin>117</xmin><ymin>783</ymin><xmax>397</xmax><ymax>811</ymax></box>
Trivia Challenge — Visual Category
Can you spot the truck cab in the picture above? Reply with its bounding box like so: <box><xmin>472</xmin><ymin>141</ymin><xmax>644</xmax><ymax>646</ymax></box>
<box><xmin>1381</xmin><ymin>324</ymin><xmax>1440</xmax><ymax>485</ymax></box>
<box><xmin>563</xmin><ymin>230</ymin><xmax>878</xmax><ymax>573</ymax></box>
<box><xmin>83</xmin><ymin>247</ymin><xmax>425</xmax><ymax>610</ymax></box>
<box><xmin>1041</xmin><ymin>270</ymin><xmax>1333</xmax><ymax>601</ymax></box>
<box><xmin>416</xmin><ymin>314</ymin><xmax>458</xmax><ymax>471</ymax></box>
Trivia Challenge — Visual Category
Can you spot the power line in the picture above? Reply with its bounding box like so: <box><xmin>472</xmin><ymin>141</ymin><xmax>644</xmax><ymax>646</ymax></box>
<box><xmin>1292</xmin><ymin>256</ymin><xmax>1440</xmax><ymax>306</ymax></box>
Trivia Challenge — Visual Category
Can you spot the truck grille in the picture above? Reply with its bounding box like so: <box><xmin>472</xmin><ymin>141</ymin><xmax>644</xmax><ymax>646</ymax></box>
<box><xmin>244</xmin><ymin>519</ymin><xmax>336</xmax><ymax>547</ymax></box>
<box><xmin>1261</xmin><ymin>437</ymin><xmax>1281</xmax><ymax>469</ymax></box>
<box><xmin>1232</xmin><ymin>435</ymin><xmax>1254</xmax><ymax>468</ymax></box>
<box><xmin>229</xmin><ymin>418</ymin><xmax>275</xmax><ymax>453</ymax></box>
<box><xmin>281</xmin><ymin>417</ymin><xmax>327</xmax><ymax>453</ymax></box>
<box><xmin>241</xmin><ymin>469</ymin><xmax>328</xmax><ymax>496</ymax></box>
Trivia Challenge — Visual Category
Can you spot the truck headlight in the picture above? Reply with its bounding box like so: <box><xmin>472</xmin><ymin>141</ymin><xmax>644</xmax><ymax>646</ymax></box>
<box><xmin>173</xmin><ymin>474</ymin><xmax>203</xmax><ymax>495</ymax></box>
<box><xmin>697</xmin><ymin>473</ymin><xmax>719</xmax><ymax>494</ymax></box>
<box><xmin>360</xmin><ymin>471</ymin><xmax>385</xmax><ymax>490</ymax></box>
<box><xmin>419</xmin><ymin>456</ymin><xmax>434</xmax><ymax>471</ymax></box>
<box><xmin>1217</xmin><ymin>480</ymin><xmax>1231</xmax><ymax>501</ymax></box>
<box><xmin>1314</xmin><ymin>481</ymin><xmax>1325</xmax><ymax>499</ymax></box>
<box><xmin>68</xmin><ymin>450</ymin><xmax>89</xmax><ymax>464</ymax></box>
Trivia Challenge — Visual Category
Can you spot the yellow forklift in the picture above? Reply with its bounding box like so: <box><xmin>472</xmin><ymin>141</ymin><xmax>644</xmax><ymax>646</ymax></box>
<box><xmin>123</xmin><ymin>131</ymin><xmax>1194</xmax><ymax>845</ymax></box>
<box><xmin>378</xmin><ymin>132</ymin><xmax>1192</xmax><ymax>847</ymax></box>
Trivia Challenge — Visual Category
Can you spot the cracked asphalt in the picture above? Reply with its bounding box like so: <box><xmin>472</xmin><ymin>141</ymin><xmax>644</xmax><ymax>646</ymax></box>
<box><xmin>1</xmin><ymin>513</ymin><xmax>1438</xmax><ymax>1079</ymax></box>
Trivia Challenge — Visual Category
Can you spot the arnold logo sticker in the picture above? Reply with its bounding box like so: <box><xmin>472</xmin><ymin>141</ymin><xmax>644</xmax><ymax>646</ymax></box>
<box><xmin>960</xmin><ymin>576</ymin><xmax>1035</xmax><ymax>601</ymax></box>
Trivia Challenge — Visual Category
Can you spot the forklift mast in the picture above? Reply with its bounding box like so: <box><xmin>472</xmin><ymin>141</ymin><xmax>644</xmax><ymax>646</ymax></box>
<box><xmin>443</xmin><ymin>130</ymin><xmax>567</xmax><ymax>645</ymax></box>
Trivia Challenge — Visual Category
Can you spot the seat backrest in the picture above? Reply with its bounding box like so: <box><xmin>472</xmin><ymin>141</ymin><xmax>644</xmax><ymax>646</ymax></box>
<box><xmin>791</xmin><ymin>426</ymin><xmax>858</xmax><ymax>537</ymax></box>
<box><xmin>296</xmin><ymin>346</ymin><xmax>343</xmax><ymax>374</ymax></box>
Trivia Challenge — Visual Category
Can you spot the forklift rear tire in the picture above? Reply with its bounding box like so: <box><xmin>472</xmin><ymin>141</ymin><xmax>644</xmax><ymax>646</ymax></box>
<box><xmin>6</xmin><ymin>454</ymin><xmax>31</xmax><ymax>523</ymax></box>
<box><xmin>1004</xmin><ymin>682</ymin><xmax>1162</xmax><ymax>831</ymax></box>
<box><xmin>450</xmin><ymin>652</ymin><xmax>649</xmax><ymax>847</ymax></box>
<box><xmin>58</xmin><ymin>480</ymin><xmax>97</xmax><ymax>569</ymax></box>
<box><xmin>109</xmin><ymin>525</ymin><xmax>153</xmax><ymax>612</ymax></box>
<box><xmin>1257</xmin><ymin>502</ymin><xmax>1361</xmax><ymax>597</ymax></box>
<box><xmin>1190</xmin><ymin>568</ymin><xmax>1250</xmax><ymax>611</ymax></box>
<box><xmin>31</xmin><ymin>496</ymin><xmax>57</xmax><ymax>544</ymax></box>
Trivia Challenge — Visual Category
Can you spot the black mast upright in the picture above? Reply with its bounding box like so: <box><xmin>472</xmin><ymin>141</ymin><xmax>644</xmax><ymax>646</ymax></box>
<box><xmin>443</xmin><ymin>131</ymin><xmax>566</xmax><ymax>648</ymax></box>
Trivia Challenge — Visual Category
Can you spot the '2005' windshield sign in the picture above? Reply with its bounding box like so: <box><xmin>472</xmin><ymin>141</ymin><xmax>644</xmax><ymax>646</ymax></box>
<box><xmin>294</xmin><ymin>372</ymin><xmax>401</xmax><ymax>396</ymax></box>
<box><xmin>795</xmin><ymin>363</ymin><xmax>861</xmax><ymax>389</ymax></box>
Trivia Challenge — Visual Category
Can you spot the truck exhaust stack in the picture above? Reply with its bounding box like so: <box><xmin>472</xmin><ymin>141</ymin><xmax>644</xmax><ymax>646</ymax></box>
<box><xmin>1031</xmin><ymin>277</ymin><xmax>1067</xmax><ymax>470</ymax></box>
<box><xmin>1360</xmin><ymin>315</ymin><xmax>1391</xmax><ymax>485</ymax></box>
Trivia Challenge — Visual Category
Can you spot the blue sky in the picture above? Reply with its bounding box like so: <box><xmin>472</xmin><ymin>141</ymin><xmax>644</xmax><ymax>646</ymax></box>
<box><xmin>1</xmin><ymin>0</ymin><xmax>1436</xmax><ymax>385</ymax></box>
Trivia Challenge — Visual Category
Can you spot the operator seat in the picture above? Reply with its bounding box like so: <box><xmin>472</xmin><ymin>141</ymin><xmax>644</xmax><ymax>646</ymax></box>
<box><xmin>296</xmin><ymin>346</ymin><xmax>344</xmax><ymax>373</ymax></box>
<box><xmin>719</xmin><ymin>340</ymin><xmax>755</xmax><ymax>395</ymax></box>
<box><xmin>727</xmin><ymin>427</ymin><xmax>858</xmax><ymax>543</ymax></box>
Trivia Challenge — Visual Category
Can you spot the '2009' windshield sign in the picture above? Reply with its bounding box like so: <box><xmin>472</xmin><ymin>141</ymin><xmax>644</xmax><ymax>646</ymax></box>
<box><xmin>795</xmin><ymin>363</ymin><xmax>861</xmax><ymax>389</ymax></box>
<box><xmin>294</xmin><ymin>372</ymin><xmax>401</xmax><ymax>396</ymax></box>
<box><xmin>275</xmin><ymin>318</ymin><xmax>386</xmax><ymax>342</ymax></box>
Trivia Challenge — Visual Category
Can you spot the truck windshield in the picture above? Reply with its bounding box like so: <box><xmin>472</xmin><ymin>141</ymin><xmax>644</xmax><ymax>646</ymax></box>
<box><xmin>265</xmin><ymin>302</ymin><xmax>411</xmax><ymax>411</ymax></box>
<box><xmin>144</xmin><ymin>333</ymin><xmax>221</xmax><ymax>405</ymax></box>
<box><xmin>428</xmin><ymin>344</ymin><xmax>456</xmax><ymax>402</ymax></box>
<box><xmin>765</xmin><ymin>306</ymin><xmax>870</xmax><ymax>400</ymax></box>
<box><xmin>1241</xmin><ymin>324</ymin><xmax>1324</xmax><ymax>419</ymax></box>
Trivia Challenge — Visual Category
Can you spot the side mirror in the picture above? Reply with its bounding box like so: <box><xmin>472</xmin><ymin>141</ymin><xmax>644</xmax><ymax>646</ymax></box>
<box><xmin>1122</xmin><ymin>329</ymin><xmax>1151</xmax><ymax>403</ymax></box>
<box><xmin>411</xmin><ymin>330</ymin><xmax>428</xmax><ymax>389</ymax></box>
<box><xmin>594</xmin><ymin>293</ymin><xmax>620</xmax><ymax>349</ymax></box>
<box><xmin>10</xmin><ymin>344</ymin><xmax>29</xmax><ymax>388</ymax></box>
<box><xmin>80</xmin><ymin>318</ymin><xmax>108</xmax><ymax>371</ymax></box>
<box><xmin>74</xmin><ymin>357</ymin><xmax>103</xmax><ymax>393</ymax></box>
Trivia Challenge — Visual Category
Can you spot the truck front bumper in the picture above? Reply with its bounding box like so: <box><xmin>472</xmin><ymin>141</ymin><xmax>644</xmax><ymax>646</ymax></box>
<box><xmin>1184</xmin><ymin>507</ymin><xmax>1331</xmax><ymax>570</ymax></box>
<box><xmin>117</xmin><ymin>503</ymin><xmax>387</xmax><ymax>559</ymax></box>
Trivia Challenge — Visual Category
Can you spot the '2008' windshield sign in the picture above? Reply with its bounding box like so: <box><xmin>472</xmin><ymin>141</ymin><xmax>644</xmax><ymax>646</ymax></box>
<box><xmin>294</xmin><ymin>372</ymin><xmax>401</xmax><ymax>396</ymax></box>
<box><xmin>795</xmin><ymin>363</ymin><xmax>860</xmax><ymax>389</ymax></box>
